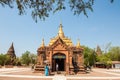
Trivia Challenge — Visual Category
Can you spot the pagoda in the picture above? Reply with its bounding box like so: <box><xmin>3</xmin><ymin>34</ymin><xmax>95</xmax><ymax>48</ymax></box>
<box><xmin>6</xmin><ymin>43</ymin><xmax>16</xmax><ymax>65</ymax></box>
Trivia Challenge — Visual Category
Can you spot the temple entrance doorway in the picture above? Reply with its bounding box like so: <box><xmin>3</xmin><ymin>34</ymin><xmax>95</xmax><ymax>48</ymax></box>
<box><xmin>52</xmin><ymin>53</ymin><xmax>66</xmax><ymax>72</ymax></box>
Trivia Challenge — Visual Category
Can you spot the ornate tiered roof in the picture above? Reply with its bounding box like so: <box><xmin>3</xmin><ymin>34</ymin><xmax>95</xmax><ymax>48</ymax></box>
<box><xmin>49</xmin><ymin>23</ymin><xmax>73</xmax><ymax>46</ymax></box>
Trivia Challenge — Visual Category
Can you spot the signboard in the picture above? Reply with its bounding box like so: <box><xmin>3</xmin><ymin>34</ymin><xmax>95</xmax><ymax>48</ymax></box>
<box><xmin>53</xmin><ymin>55</ymin><xmax>66</xmax><ymax>59</ymax></box>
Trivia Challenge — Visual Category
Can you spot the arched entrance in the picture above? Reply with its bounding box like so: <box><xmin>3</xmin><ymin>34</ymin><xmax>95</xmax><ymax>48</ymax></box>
<box><xmin>52</xmin><ymin>53</ymin><xmax>66</xmax><ymax>72</ymax></box>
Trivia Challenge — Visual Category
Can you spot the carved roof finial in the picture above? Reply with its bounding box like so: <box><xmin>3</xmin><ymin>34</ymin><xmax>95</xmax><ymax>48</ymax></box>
<box><xmin>76</xmin><ymin>39</ymin><xmax>80</xmax><ymax>48</ymax></box>
<box><xmin>41</xmin><ymin>38</ymin><xmax>45</xmax><ymax>47</ymax></box>
<box><xmin>58</xmin><ymin>23</ymin><xmax>65</xmax><ymax>38</ymax></box>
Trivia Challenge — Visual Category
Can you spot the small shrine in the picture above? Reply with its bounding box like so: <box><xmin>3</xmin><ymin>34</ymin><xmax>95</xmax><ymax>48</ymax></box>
<box><xmin>35</xmin><ymin>23</ymin><xmax>85</xmax><ymax>74</ymax></box>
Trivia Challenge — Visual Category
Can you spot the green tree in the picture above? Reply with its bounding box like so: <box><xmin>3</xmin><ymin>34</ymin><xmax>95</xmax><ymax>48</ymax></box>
<box><xmin>0</xmin><ymin>53</ymin><xmax>17</xmax><ymax>66</ymax></box>
<box><xmin>82</xmin><ymin>46</ymin><xmax>96</xmax><ymax>67</ymax></box>
<box><xmin>15</xmin><ymin>57</ymin><xmax>22</xmax><ymax>66</ymax></box>
<box><xmin>4</xmin><ymin>54</ymin><xmax>11</xmax><ymax>65</ymax></box>
<box><xmin>29</xmin><ymin>53</ymin><xmax>37</xmax><ymax>64</ymax></box>
<box><xmin>20</xmin><ymin>51</ymin><xmax>31</xmax><ymax>66</ymax></box>
<box><xmin>0</xmin><ymin>54</ymin><xmax>6</xmax><ymax>66</ymax></box>
<box><xmin>97</xmin><ymin>54</ymin><xmax>112</xmax><ymax>68</ymax></box>
<box><xmin>0</xmin><ymin>0</ymin><xmax>114</xmax><ymax>22</ymax></box>
<box><xmin>89</xmin><ymin>50</ymin><xmax>96</xmax><ymax>66</ymax></box>
<box><xmin>108</xmin><ymin>46</ymin><xmax>120</xmax><ymax>61</ymax></box>
<box><xmin>20</xmin><ymin>51</ymin><xmax>37</xmax><ymax>66</ymax></box>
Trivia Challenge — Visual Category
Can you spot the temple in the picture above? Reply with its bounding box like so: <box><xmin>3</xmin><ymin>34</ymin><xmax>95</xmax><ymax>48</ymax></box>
<box><xmin>7</xmin><ymin>43</ymin><xmax>16</xmax><ymax>58</ymax></box>
<box><xmin>6</xmin><ymin>43</ymin><xmax>16</xmax><ymax>65</ymax></box>
<box><xmin>35</xmin><ymin>23</ymin><xmax>84</xmax><ymax>74</ymax></box>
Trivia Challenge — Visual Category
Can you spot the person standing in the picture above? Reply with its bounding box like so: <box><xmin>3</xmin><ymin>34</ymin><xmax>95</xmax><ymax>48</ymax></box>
<box><xmin>48</xmin><ymin>64</ymin><xmax>51</xmax><ymax>75</ymax></box>
<box><xmin>45</xmin><ymin>64</ymin><xmax>49</xmax><ymax>76</ymax></box>
<box><xmin>31</xmin><ymin>64</ymin><xmax>34</xmax><ymax>71</ymax></box>
<box><xmin>56</xmin><ymin>63</ymin><xmax>58</xmax><ymax>74</ymax></box>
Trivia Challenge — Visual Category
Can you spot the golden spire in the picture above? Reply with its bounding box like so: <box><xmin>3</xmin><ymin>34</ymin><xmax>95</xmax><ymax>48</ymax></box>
<box><xmin>76</xmin><ymin>39</ymin><xmax>80</xmax><ymax>48</ymax></box>
<box><xmin>58</xmin><ymin>23</ymin><xmax>65</xmax><ymax>38</ymax></box>
<box><xmin>41</xmin><ymin>38</ymin><xmax>45</xmax><ymax>47</ymax></box>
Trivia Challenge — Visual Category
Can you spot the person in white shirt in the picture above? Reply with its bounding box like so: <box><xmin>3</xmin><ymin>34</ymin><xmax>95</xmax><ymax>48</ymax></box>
<box><xmin>56</xmin><ymin>63</ymin><xmax>58</xmax><ymax>73</ymax></box>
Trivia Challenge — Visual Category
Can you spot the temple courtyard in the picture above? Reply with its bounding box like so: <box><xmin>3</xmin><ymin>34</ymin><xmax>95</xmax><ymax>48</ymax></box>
<box><xmin>0</xmin><ymin>67</ymin><xmax>120</xmax><ymax>80</ymax></box>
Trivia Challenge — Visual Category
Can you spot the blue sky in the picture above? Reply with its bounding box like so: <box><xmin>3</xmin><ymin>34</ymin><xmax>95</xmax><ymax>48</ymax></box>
<box><xmin>0</xmin><ymin>0</ymin><xmax>120</xmax><ymax>56</ymax></box>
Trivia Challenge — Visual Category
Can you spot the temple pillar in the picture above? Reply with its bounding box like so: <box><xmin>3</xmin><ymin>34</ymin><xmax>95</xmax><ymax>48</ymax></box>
<box><xmin>66</xmin><ymin>51</ymin><xmax>69</xmax><ymax>74</ymax></box>
<box><xmin>49</xmin><ymin>51</ymin><xmax>52</xmax><ymax>69</ymax></box>
<box><xmin>69</xmin><ymin>51</ymin><xmax>74</xmax><ymax>74</ymax></box>
<box><xmin>69</xmin><ymin>51</ymin><xmax>73</xmax><ymax>66</ymax></box>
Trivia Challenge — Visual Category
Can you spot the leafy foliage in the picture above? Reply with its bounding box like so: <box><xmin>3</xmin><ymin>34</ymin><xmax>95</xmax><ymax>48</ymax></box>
<box><xmin>0</xmin><ymin>54</ymin><xmax>6</xmax><ymax>66</ymax></box>
<box><xmin>0</xmin><ymin>54</ymin><xmax>16</xmax><ymax>65</ymax></box>
<box><xmin>0</xmin><ymin>51</ymin><xmax>36</xmax><ymax>66</ymax></box>
<box><xmin>4</xmin><ymin>54</ymin><xmax>12</xmax><ymax>65</ymax></box>
<box><xmin>82</xmin><ymin>46</ymin><xmax>97</xmax><ymax>67</ymax></box>
<box><xmin>108</xmin><ymin>46</ymin><xmax>120</xmax><ymax>61</ymax></box>
<box><xmin>20</xmin><ymin>51</ymin><xmax>31</xmax><ymax>65</ymax></box>
<box><xmin>69</xmin><ymin>0</ymin><xmax>94</xmax><ymax>17</ymax></box>
<box><xmin>29</xmin><ymin>53</ymin><xmax>37</xmax><ymax>64</ymax></box>
<box><xmin>0</xmin><ymin>0</ymin><xmax>94</xmax><ymax>22</ymax></box>
<box><xmin>97</xmin><ymin>54</ymin><xmax>112</xmax><ymax>66</ymax></box>
<box><xmin>20</xmin><ymin>51</ymin><xmax>36</xmax><ymax>66</ymax></box>
<box><xmin>0</xmin><ymin>0</ymin><xmax>14</xmax><ymax>8</ymax></box>
<box><xmin>96</xmin><ymin>46</ymin><xmax>120</xmax><ymax>68</ymax></box>
<box><xmin>15</xmin><ymin>57</ymin><xmax>22</xmax><ymax>66</ymax></box>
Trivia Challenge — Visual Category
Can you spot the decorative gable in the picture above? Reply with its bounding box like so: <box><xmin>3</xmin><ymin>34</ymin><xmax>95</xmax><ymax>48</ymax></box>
<box><xmin>53</xmin><ymin>44</ymin><xmax>66</xmax><ymax>50</ymax></box>
<box><xmin>50</xmin><ymin>37</ymin><xmax>68</xmax><ymax>50</ymax></box>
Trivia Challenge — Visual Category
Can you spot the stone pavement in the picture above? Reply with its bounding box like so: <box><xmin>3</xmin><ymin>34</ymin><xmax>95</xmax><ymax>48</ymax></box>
<box><xmin>53</xmin><ymin>75</ymin><xmax>66</xmax><ymax>80</ymax></box>
<box><xmin>93</xmin><ymin>68</ymin><xmax>120</xmax><ymax>76</ymax></box>
<box><xmin>0</xmin><ymin>67</ymin><xmax>120</xmax><ymax>80</ymax></box>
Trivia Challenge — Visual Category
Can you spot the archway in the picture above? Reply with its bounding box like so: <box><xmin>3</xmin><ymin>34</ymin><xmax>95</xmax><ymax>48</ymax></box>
<box><xmin>52</xmin><ymin>53</ymin><xmax>66</xmax><ymax>72</ymax></box>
